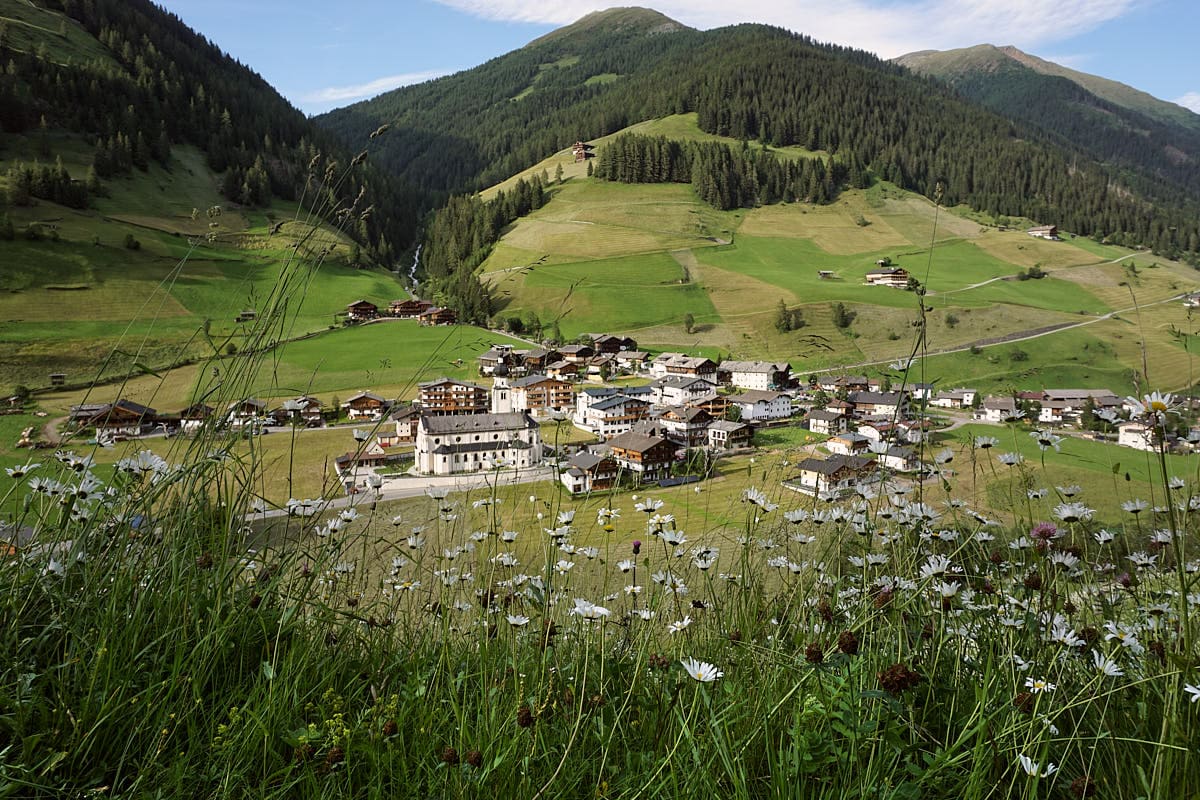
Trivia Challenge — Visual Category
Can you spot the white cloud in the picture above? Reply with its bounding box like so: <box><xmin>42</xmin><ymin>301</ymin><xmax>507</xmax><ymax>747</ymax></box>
<box><xmin>1176</xmin><ymin>92</ymin><xmax>1200</xmax><ymax>114</ymax></box>
<box><xmin>301</xmin><ymin>70</ymin><xmax>452</xmax><ymax>105</ymax></box>
<box><xmin>432</xmin><ymin>0</ymin><xmax>1138</xmax><ymax>59</ymax></box>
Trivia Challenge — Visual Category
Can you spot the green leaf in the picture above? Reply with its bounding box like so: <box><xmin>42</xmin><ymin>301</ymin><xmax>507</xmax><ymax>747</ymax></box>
<box><xmin>261</xmin><ymin>661</ymin><xmax>276</xmax><ymax>681</ymax></box>
<box><xmin>1112</xmin><ymin>462</ymin><xmax>1121</xmax><ymax>474</ymax></box>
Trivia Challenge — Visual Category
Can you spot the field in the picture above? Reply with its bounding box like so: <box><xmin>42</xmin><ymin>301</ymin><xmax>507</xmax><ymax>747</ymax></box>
<box><xmin>477</xmin><ymin>117</ymin><xmax>1199</xmax><ymax>392</ymax></box>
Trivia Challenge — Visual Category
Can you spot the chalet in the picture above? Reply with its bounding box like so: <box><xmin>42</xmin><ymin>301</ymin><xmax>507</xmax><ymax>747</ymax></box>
<box><xmin>378</xmin><ymin>404</ymin><xmax>421</xmax><ymax>446</ymax></box>
<box><xmin>335</xmin><ymin>441</ymin><xmax>392</xmax><ymax>472</ymax></box>
<box><xmin>389</xmin><ymin>298</ymin><xmax>433</xmax><ymax>318</ymax></box>
<box><xmin>85</xmin><ymin>399</ymin><xmax>158</xmax><ymax>437</ymax></box>
<box><xmin>478</xmin><ymin>345</ymin><xmax>520</xmax><ymax>376</ymax></box>
<box><xmin>786</xmin><ymin>454</ymin><xmax>877</xmax><ymax>496</ymax></box>
<box><xmin>342</xmin><ymin>392</ymin><xmax>390</xmax><ymax>421</ymax></box>
<box><xmin>226</xmin><ymin>398</ymin><xmax>268</xmax><ymax>428</ymax></box>
<box><xmin>418</xmin><ymin>379</ymin><xmax>490</xmax><ymax>416</ymax></box>
<box><xmin>1039</xmin><ymin>390</ymin><xmax>1121</xmax><ymax>425</ymax></box>
<box><xmin>1183</xmin><ymin>292</ymin><xmax>1200</xmax><ymax>309</ymax></box>
<box><xmin>806</xmin><ymin>409</ymin><xmax>849</xmax><ymax>436</ymax></box>
<box><xmin>688</xmin><ymin>392</ymin><xmax>730</xmax><ymax>418</ymax></box>
<box><xmin>572</xmin><ymin>141</ymin><xmax>595</xmax><ymax>162</ymax></box>
<box><xmin>817</xmin><ymin>374</ymin><xmax>869</xmax><ymax>393</ymax></box>
<box><xmin>827</xmin><ymin>432</ymin><xmax>870</xmax><ymax>456</ymax></box>
<box><xmin>585</xmin><ymin>354</ymin><xmax>617</xmax><ymax>381</ymax></box>
<box><xmin>847</xmin><ymin>390</ymin><xmax>909</xmax><ymax>419</ymax></box>
<box><xmin>649</xmin><ymin>353</ymin><xmax>718</xmax><ymax>379</ymax></box>
<box><xmin>651</xmin><ymin>375</ymin><xmax>719</xmax><ymax>407</ymax></box>
<box><xmin>179</xmin><ymin>404</ymin><xmax>215</xmax><ymax>435</ymax></box>
<box><xmin>1027</xmin><ymin>225</ymin><xmax>1060</xmax><ymax>240</ymax></box>
<box><xmin>521</xmin><ymin>347</ymin><xmax>559</xmax><ymax>373</ymax></box>
<box><xmin>878</xmin><ymin>445</ymin><xmax>920</xmax><ymax>473</ymax></box>
<box><xmin>604</xmin><ymin>431</ymin><xmax>677</xmax><ymax>483</ymax></box>
<box><xmin>614</xmin><ymin>350</ymin><xmax>649</xmax><ymax>373</ymax></box>
<box><xmin>545</xmin><ymin>360</ymin><xmax>582</xmax><ymax>381</ymax></box>
<box><xmin>576</xmin><ymin>395</ymin><xmax>651</xmax><ymax>438</ymax></box>
<box><xmin>864</xmin><ymin>267</ymin><xmax>910</xmax><ymax>288</ymax></box>
<box><xmin>908</xmin><ymin>382</ymin><xmax>935</xmax><ymax>401</ymax></box>
<box><xmin>708</xmin><ymin>419</ymin><xmax>752</xmax><ymax>450</ymax></box>
<box><xmin>589</xmin><ymin>334</ymin><xmax>638</xmax><ymax>354</ymax></box>
<box><xmin>929</xmin><ymin>388</ymin><xmax>977</xmax><ymax>410</ymax></box>
<box><xmin>1117</xmin><ymin>421</ymin><xmax>1155</xmax><ymax>452</ymax></box>
<box><xmin>561</xmin><ymin>451</ymin><xmax>619</xmax><ymax>494</ymax></box>
<box><xmin>977</xmin><ymin>396</ymin><xmax>1021</xmax><ymax>423</ymax></box>
<box><xmin>345</xmin><ymin>299</ymin><xmax>379</xmax><ymax>322</ymax></box>
<box><xmin>418</xmin><ymin>306</ymin><xmax>457</xmax><ymax>326</ymax></box>
<box><xmin>559</xmin><ymin>344</ymin><xmax>595</xmax><ymax>363</ymax></box>
<box><xmin>235</xmin><ymin>310</ymin><xmax>256</xmax><ymax>323</ymax></box>
<box><xmin>508</xmin><ymin>374</ymin><xmax>576</xmax><ymax>417</ymax></box>
<box><xmin>415</xmin><ymin>412</ymin><xmax>542</xmax><ymax>475</ymax></box>
<box><xmin>729</xmin><ymin>390</ymin><xmax>792</xmax><ymax>422</ymax></box>
<box><xmin>48</xmin><ymin>372</ymin><xmax>66</xmax><ymax>387</ymax></box>
<box><xmin>658</xmin><ymin>406</ymin><xmax>714</xmax><ymax>449</ymax></box>
<box><xmin>826</xmin><ymin>399</ymin><xmax>855</xmax><ymax>416</ymax></box>
<box><xmin>275</xmin><ymin>395</ymin><xmax>324</xmax><ymax>427</ymax></box>
<box><xmin>717</xmin><ymin>360</ymin><xmax>792</xmax><ymax>391</ymax></box>
<box><xmin>817</xmin><ymin>270</ymin><xmax>836</xmax><ymax>280</ymax></box>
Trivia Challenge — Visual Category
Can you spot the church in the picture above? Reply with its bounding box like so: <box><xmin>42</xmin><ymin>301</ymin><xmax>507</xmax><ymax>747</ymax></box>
<box><xmin>413</xmin><ymin>366</ymin><xmax>544</xmax><ymax>475</ymax></box>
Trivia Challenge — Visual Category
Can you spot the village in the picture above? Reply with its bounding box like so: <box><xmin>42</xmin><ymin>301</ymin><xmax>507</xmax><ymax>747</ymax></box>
<box><xmin>45</xmin><ymin>293</ymin><xmax>1194</xmax><ymax>504</ymax></box>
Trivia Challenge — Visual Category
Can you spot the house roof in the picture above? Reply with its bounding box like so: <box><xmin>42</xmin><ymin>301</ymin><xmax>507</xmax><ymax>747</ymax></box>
<box><xmin>509</xmin><ymin>373</ymin><xmax>569</xmax><ymax>389</ymax></box>
<box><xmin>591</xmin><ymin>396</ymin><xmax>648</xmax><ymax>412</ymax></box>
<box><xmin>345</xmin><ymin>391</ymin><xmax>387</xmax><ymax>404</ymax></box>
<box><xmin>719</xmin><ymin>360</ymin><xmax>790</xmax><ymax>374</ymax></box>
<box><xmin>605</xmin><ymin>431</ymin><xmax>674</xmax><ymax>454</ymax></box>
<box><xmin>734</xmin><ymin>389</ymin><xmax>788</xmax><ymax>405</ymax></box>
<box><xmin>418</xmin><ymin>378</ymin><xmax>486</xmax><ymax>391</ymax></box>
<box><xmin>652</xmin><ymin>375</ymin><xmax>717</xmax><ymax>390</ymax></box>
<box><xmin>794</xmin><ymin>454</ymin><xmax>875</xmax><ymax>475</ymax></box>
<box><xmin>807</xmin><ymin>409</ymin><xmax>845</xmax><ymax>421</ymax></box>
<box><xmin>346</xmin><ymin>299</ymin><xmax>377</xmax><ymax>308</ymax></box>
<box><xmin>420</xmin><ymin>412</ymin><xmax>537</xmax><ymax>434</ymax></box>
<box><xmin>708</xmin><ymin>420</ymin><xmax>749</xmax><ymax>432</ymax></box>
<box><xmin>848</xmin><ymin>390</ymin><xmax>906</xmax><ymax>405</ymax></box>
<box><xmin>663</xmin><ymin>405</ymin><xmax>711</xmax><ymax>423</ymax></box>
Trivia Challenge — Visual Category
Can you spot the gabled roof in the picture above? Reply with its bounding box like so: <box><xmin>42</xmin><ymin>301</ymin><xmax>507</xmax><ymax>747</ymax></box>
<box><xmin>420</xmin><ymin>412</ymin><xmax>537</xmax><ymax>434</ymax></box>
<box><xmin>418</xmin><ymin>378</ymin><xmax>486</xmax><ymax>390</ymax></box>
<box><xmin>719</xmin><ymin>360</ymin><xmax>791</xmax><ymax>373</ymax></box>
<box><xmin>606</xmin><ymin>431</ymin><xmax>674</xmax><ymax>454</ymax></box>
<box><xmin>509</xmin><ymin>373</ymin><xmax>570</xmax><ymax>389</ymax></box>
<box><xmin>652</xmin><ymin>375</ymin><xmax>717</xmax><ymax>390</ymax></box>
<box><xmin>345</xmin><ymin>391</ymin><xmax>387</xmax><ymax>404</ymax></box>
<box><xmin>733</xmin><ymin>389</ymin><xmax>788</xmax><ymax>405</ymax></box>
<box><xmin>794</xmin><ymin>454</ymin><xmax>875</xmax><ymax>475</ymax></box>
<box><xmin>807</xmin><ymin>409</ymin><xmax>845</xmax><ymax>421</ymax></box>
<box><xmin>708</xmin><ymin>420</ymin><xmax>749</xmax><ymax>432</ymax></box>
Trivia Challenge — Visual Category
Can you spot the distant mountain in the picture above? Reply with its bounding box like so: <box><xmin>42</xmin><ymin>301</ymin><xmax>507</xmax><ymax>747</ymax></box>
<box><xmin>896</xmin><ymin>45</ymin><xmax>1200</xmax><ymax>203</ymax></box>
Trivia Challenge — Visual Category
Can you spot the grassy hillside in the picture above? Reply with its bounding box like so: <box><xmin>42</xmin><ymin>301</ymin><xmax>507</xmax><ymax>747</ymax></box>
<box><xmin>0</xmin><ymin>133</ymin><xmax>409</xmax><ymax>395</ymax></box>
<box><xmin>481</xmin><ymin>117</ymin><xmax>1200</xmax><ymax>392</ymax></box>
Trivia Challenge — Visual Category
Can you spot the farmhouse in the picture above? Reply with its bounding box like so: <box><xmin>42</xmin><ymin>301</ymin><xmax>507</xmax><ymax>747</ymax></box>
<box><xmin>573</xmin><ymin>141</ymin><xmax>595</xmax><ymax>162</ymax></box>
<box><xmin>864</xmin><ymin>267</ymin><xmax>910</xmax><ymax>288</ymax></box>
<box><xmin>816</xmin><ymin>374</ymin><xmax>869</xmax><ymax>393</ymax></box>
<box><xmin>178</xmin><ymin>404</ymin><xmax>214</xmax><ymax>435</ymax></box>
<box><xmin>334</xmin><ymin>441</ymin><xmax>393</xmax><ymax>472</ymax></box>
<box><xmin>83</xmin><ymin>399</ymin><xmax>158</xmax><ymax>437</ymax></box>
<box><xmin>649</xmin><ymin>353</ymin><xmax>718</xmax><ymax>379</ymax></box>
<box><xmin>589</xmin><ymin>334</ymin><xmax>638</xmax><ymax>354</ymax></box>
<box><xmin>388</xmin><ymin>298</ymin><xmax>432</xmax><ymax>318</ymax></box>
<box><xmin>689</xmin><ymin>392</ymin><xmax>730</xmax><ymax>418</ymax></box>
<box><xmin>717</xmin><ymin>360</ymin><xmax>793</xmax><ymax>391</ymax></box>
<box><xmin>342</xmin><ymin>392</ymin><xmax>390</xmax><ymax>421</ymax></box>
<box><xmin>708</xmin><ymin>420</ymin><xmax>752</xmax><ymax>450</ymax></box>
<box><xmin>604</xmin><ymin>431</ymin><xmax>678</xmax><ymax>483</ymax></box>
<box><xmin>478</xmin><ymin>345</ymin><xmax>521</xmax><ymax>376</ymax></box>
<box><xmin>786</xmin><ymin>454</ymin><xmax>877</xmax><ymax>496</ymax></box>
<box><xmin>651</xmin><ymin>375</ymin><xmax>719</xmax><ymax>407</ymax></box>
<box><xmin>415</xmin><ymin>412</ymin><xmax>542</xmax><ymax>475</ymax></box>
<box><xmin>345</xmin><ymin>300</ymin><xmax>379</xmax><ymax>322</ymax></box>
<box><xmin>419</xmin><ymin>379</ymin><xmax>490</xmax><ymax>416</ymax></box>
<box><xmin>1027</xmin><ymin>225</ymin><xmax>1060</xmax><ymax>240</ymax></box>
<box><xmin>806</xmin><ymin>409</ymin><xmax>849</xmax><ymax>435</ymax></box>
<box><xmin>521</xmin><ymin>347</ymin><xmax>559</xmax><ymax>373</ymax></box>
<box><xmin>729</xmin><ymin>390</ymin><xmax>792</xmax><ymax>422</ymax></box>
<box><xmin>1039</xmin><ymin>389</ymin><xmax>1121</xmax><ymax>425</ymax></box>
<box><xmin>275</xmin><ymin>395</ymin><xmax>324</xmax><ymax>427</ymax></box>
<box><xmin>929</xmin><ymin>388</ymin><xmax>977</xmax><ymax>409</ymax></box>
<box><xmin>559</xmin><ymin>344</ymin><xmax>595</xmax><ymax>363</ymax></box>
<box><xmin>417</xmin><ymin>306</ymin><xmax>457</xmax><ymax>326</ymax></box>
<box><xmin>1184</xmin><ymin>292</ymin><xmax>1200</xmax><ymax>309</ymax></box>
<box><xmin>226</xmin><ymin>398</ymin><xmax>268</xmax><ymax>428</ymax></box>
<box><xmin>560</xmin><ymin>451</ymin><xmax>620</xmax><ymax>494</ymax></box>
<box><xmin>614</xmin><ymin>350</ymin><xmax>649</xmax><ymax>373</ymax></box>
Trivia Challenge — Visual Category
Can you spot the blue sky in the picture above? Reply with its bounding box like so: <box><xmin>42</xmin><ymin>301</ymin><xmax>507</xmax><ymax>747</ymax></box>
<box><xmin>160</xmin><ymin>0</ymin><xmax>1200</xmax><ymax>117</ymax></box>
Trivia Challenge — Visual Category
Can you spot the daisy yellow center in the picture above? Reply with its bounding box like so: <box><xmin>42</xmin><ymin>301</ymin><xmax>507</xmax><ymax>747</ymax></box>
<box><xmin>1149</xmin><ymin>400</ymin><xmax>1167</xmax><ymax>411</ymax></box>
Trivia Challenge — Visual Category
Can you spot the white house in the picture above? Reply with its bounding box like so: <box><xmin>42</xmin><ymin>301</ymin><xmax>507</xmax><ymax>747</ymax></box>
<box><xmin>650</xmin><ymin>375</ymin><xmax>719</xmax><ymax>407</ymax></box>
<box><xmin>827</xmin><ymin>432</ymin><xmax>870</xmax><ymax>456</ymax></box>
<box><xmin>649</xmin><ymin>353</ymin><xmax>718</xmax><ymax>379</ymax></box>
<box><xmin>878</xmin><ymin>445</ymin><xmax>920</xmax><ymax>473</ymax></box>
<box><xmin>717</xmin><ymin>360</ymin><xmax>792</xmax><ymax>391</ymax></box>
<box><xmin>929</xmin><ymin>388</ymin><xmax>977</xmax><ymax>409</ymax></box>
<box><xmin>847</xmin><ymin>390</ymin><xmax>909</xmax><ymax>419</ymax></box>
<box><xmin>730</xmin><ymin>390</ymin><xmax>792</xmax><ymax>421</ymax></box>
<box><xmin>977</xmin><ymin>396</ymin><xmax>1020</xmax><ymax>423</ymax></box>
<box><xmin>415</xmin><ymin>413</ymin><xmax>542</xmax><ymax>475</ymax></box>
<box><xmin>806</xmin><ymin>409</ymin><xmax>848</xmax><ymax>436</ymax></box>
<box><xmin>575</xmin><ymin>395</ymin><xmax>651</xmax><ymax>439</ymax></box>
<box><xmin>1117</xmin><ymin>421</ymin><xmax>1156</xmax><ymax>452</ymax></box>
